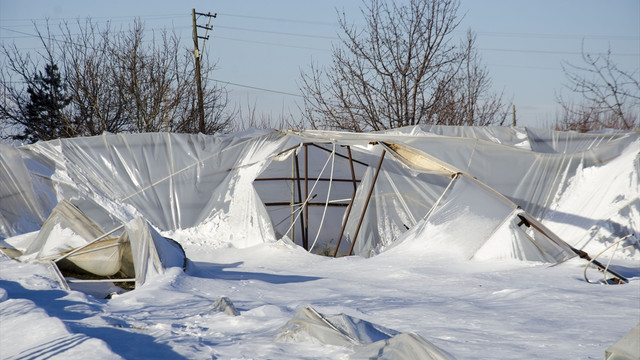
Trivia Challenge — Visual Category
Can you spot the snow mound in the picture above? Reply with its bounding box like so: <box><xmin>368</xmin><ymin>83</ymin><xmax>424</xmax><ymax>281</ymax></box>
<box><xmin>276</xmin><ymin>306</ymin><xmax>453</xmax><ymax>359</ymax></box>
<box><xmin>544</xmin><ymin>138</ymin><xmax>640</xmax><ymax>259</ymax></box>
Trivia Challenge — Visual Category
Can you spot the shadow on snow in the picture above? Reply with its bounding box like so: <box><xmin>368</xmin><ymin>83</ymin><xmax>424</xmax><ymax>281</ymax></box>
<box><xmin>187</xmin><ymin>261</ymin><xmax>323</xmax><ymax>285</ymax></box>
<box><xmin>0</xmin><ymin>279</ymin><xmax>189</xmax><ymax>360</ymax></box>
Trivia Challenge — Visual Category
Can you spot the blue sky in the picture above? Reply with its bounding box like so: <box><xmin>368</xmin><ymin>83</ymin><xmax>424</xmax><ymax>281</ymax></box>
<box><xmin>1</xmin><ymin>0</ymin><xmax>638</xmax><ymax>128</ymax></box>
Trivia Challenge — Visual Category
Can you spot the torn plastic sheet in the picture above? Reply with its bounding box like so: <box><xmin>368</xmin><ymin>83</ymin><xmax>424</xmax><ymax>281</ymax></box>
<box><xmin>1</xmin><ymin>127</ymin><xmax>637</xmax><ymax>263</ymax></box>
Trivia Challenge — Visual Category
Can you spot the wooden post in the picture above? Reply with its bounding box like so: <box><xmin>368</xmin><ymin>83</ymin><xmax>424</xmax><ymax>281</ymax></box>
<box><xmin>347</xmin><ymin>146</ymin><xmax>357</xmax><ymax>192</ymax></box>
<box><xmin>347</xmin><ymin>149</ymin><xmax>385</xmax><ymax>256</ymax></box>
<box><xmin>333</xmin><ymin>146</ymin><xmax>358</xmax><ymax>257</ymax></box>
<box><xmin>192</xmin><ymin>9</ymin><xmax>206</xmax><ymax>133</ymax></box>
<box><xmin>290</xmin><ymin>153</ymin><xmax>295</xmax><ymax>244</ymax></box>
<box><xmin>294</xmin><ymin>152</ymin><xmax>307</xmax><ymax>248</ymax></box>
<box><xmin>303</xmin><ymin>144</ymin><xmax>309</xmax><ymax>250</ymax></box>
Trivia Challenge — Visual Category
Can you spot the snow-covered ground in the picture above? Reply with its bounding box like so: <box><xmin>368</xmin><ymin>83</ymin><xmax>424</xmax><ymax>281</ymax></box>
<box><xmin>1</xmin><ymin>233</ymin><xmax>639</xmax><ymax>359</ymax></box>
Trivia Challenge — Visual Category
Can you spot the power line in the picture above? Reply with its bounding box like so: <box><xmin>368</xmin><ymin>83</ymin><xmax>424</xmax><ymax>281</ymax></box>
<box><xmin>3</xmin><ymin>25</ymin><xmax>638</xmax><ymax>58</ymax></box>
<box><xmin>3</xmin><ymin>13</ymin><xmax>638</xmax><ymax>51</ymax></box>
<box><xmin>216</xmin><ymin>12</ymin><xmax>336</xmax><ymax>26</ymax></box>
<box><xmin>214</xmin><ymin>36</ymin><xmax>329</xmax><ymax>52</ymax></box>
<box><xmin>480</xmin><ymin>47</ymin><xmax>639</xmax><ymax>57</ymax></box>
<box><xmin>211</xmin><ymin>78</ymin><xmax>302</xmax><ymax>98</ymax></box>
<box><xmin>3</xmin><ymin>13</ymin><xmax>637</xmax><ymax>42</ymax></box>
<box><xmin>476</xmin><ymin>31</ymin><xmax>639</xmax><ymax>42</ymax></box>
<box><xmin>0</xmin><ymin>12</ymin><xmax>335</xmax><ymax>26</ymax></box>
<box><xmin>0</xmin><ymin>26</ymin><xmax>196</xmax><ymax>52</ymax></box>
<box><xmin>215</xmin><ymin>25</ymin><xmax>337</xmax><ymax>40</ymax></box>
<box><xmin>487</xmin><ymin>63</ymin><xmax>560</xmax><ymax>71</ymax></box>
<box><xmin>1</xmin><ymin>22</ymin><xmax>340</xmax><ymax>43</ymax></box>
<box><xmin>0</xmin><ymin>13</ymin><xmax>185</xmax><ymax>23</ymax></box>
<box><xmin>0</xmin><ymin>26</ymin><xmax>194</xmax><ymax>41</ymax></box>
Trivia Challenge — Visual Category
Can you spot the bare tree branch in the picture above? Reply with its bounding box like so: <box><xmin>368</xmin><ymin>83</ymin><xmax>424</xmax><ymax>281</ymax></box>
<box><xmin>300</xmin><ymin>0</ymin><xmax>509</xmax><ymax>131</ymax></box>
<box><xmin>556</xmin><ymin>43</ymin><xmax>639</xmax><ymax>131</ymax></box>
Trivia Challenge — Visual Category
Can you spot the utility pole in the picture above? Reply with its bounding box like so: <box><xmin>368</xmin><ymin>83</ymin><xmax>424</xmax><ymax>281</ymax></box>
<box><xmin>191</xmin><ymin>9</ymin><xmax>216</xmax><ymax>133</ymax></box>
<box><xmin>512</xmin><ymin>104</ymin><xmax>517</xmax><ymax>127</ymax></box>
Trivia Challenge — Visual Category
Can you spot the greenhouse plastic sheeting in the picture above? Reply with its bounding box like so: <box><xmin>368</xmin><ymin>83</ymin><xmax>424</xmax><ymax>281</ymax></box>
<box><xmin>385</xmin><ymin>125</ymin><xmax>635</xmax><ymax>153</ymax></box>
<box><xmin>0</xmin><ymin>143</ymin><xmax>52</xmax><ymax>236</ymax></box>
<box><xmin>605</xmin><ymin>322</ymin><xmax>640</xmax><ymax>360</ymax></box>
<box><xmin>10</xmin><ymin>131</ymin><xmax>290</xmax><ymax>234</ymax></box>
<box><xmin>351</xmin><ymin>333</ymin><xmax>453</xmax><ymax>360</ymax></box>
<box><xmin>12</xmin><ymin>196</ymin><xmax>185</xmax><ymax>287</ymax></box>
<box><xmin>387</xmin><ymin>174</ymin><xmax>576</xmax><ymax>262</ymax></box>
<box><xmin>1</xmin><ymin>126</ymin><xmax>637</xmax><ymax>261</ymax></box>
<box><xmin>394</xmin><ymin>132</ymin><xmax>638</xmax><ymax>218</ymax></box>
<box><xmin>275</xmin><ymin>306</ymin><xmax>398</xmax><ymax>347</ymax></box>
<box><xmin>343</xmin><ymin>158</ymin><xmax>451</xmax><ymax>257</ymax></box>
<box><xmin>276</xmin><ymin>306</ymin><xmax>453</xmax><ymax>360</ymax></box>
<box><xmin>20</xmin><ymin>200</ymin><xmax>106</xmax><ymax>261</ymax></box>
<box><xmin>124</xmin><ymin>217</ymin><xmax>186</xmax><ymax>287</ymax></box>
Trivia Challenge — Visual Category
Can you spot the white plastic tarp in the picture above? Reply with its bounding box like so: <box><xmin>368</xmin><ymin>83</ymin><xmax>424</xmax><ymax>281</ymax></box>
<box><xmin>10</xmin><ymin>199</ymin><xmax>185</xmax><ymax>287</ymax></box>
<box><xmin>343</xmin><ymin>158</ymin><xmax>451</xmax><ymax>257</ymax></box>
<box><xmin>275</xmin><ymin>306</ymin><xmax>453</xmax><ymax>360</ymax></box>
<box><xmin>351</xmin><ymin>333</ymin><xmax>453</xmax><ymax>360</ymax></box>
<box><xmin>9</xmin><ymin>131</ymin><xmax>291</xmax><ymax>238</ymax></box>
<box><xmin>20</xmin><ymin>200</ymin><xmax>107</xmax><ymax>261</ymax></box>
<box><xmin>386</xmin><ymin>125</ymin><xmax>636</xmax><ymax>153</ymax></box>
<box><xmin>275</xmin><ymin>306</ymin><xmax>397</xmax><ymax>347</ymax></box>
<box><xmin>124</xmin><ymin>217</ymin><xmax>185</xmax><ymax>287</ymax></box>
<box><xmin>2</xmin><ymin>127</ymin><xmax>636</xmax><ymax>262</ymax></box>
<box><xmin>0</xmin><ymin>143</ymin><xmax>52</xmax><ymax>236</ymax></box>
<box><xmin>605</xmin><ymin>322</ymin><xmax>640</xmax><ymax>360</ymax></box>
<box><xmin>392</xmin><ymin>130</ymin><xmax>638</xmax><ymax>219</ymax></box>
<box><xmin>389</xmin><ymin>175</ymin><xmax>576</xmax><ymax>262</ymax></box>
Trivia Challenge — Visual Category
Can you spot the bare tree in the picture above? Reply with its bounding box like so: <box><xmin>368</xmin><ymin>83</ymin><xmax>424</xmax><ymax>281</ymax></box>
<box><xmin>180</xmin><ymin>59</ymin><xmax>235</xmax><ymax>134</ymax></box>
<box><xmin>300</xmin><ymin>0</ymin><xmax>508</xmax><ymax>131</ymax></box>
<box><xmin>433</xmin><ymin>30</ymin><xmax>509</xmax><ymax>126</ymax></box>
<box><xmin>232</xmin><ymin>98</ymin><xmax>305</xmax><ymax>132</ymax></box>
<box><xmin>0</xmin><ymin>43</ymin><xmax>44</xmax><ymax>140</ymax></box>
<box><xmin>58</xmin><ymin>19</ymin><xmax>129</xmax><ymax>135</ymax></box>
<box><xmin>1</xmin><ymin>18</ymin><xmax>234</xmax><ymax>142</ymax></box>
<box><xmin>556</xmin><ymin>45</ymin><xmax>639</xmax><ymax>132</ymax></box>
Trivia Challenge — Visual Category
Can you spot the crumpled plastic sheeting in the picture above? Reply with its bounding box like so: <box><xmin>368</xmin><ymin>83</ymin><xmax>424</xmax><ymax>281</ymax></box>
<box><xmin>14</xmin><ymin>131</ymin><xmax>291</xmax><ymax>235</ymax></box>
<box><xmin>605</xmin><ymin>322</ymin><xmax>640</xmax><ymax>360</ymax></box>
<box><xmin>275</xmin><ymin>306</ymin><xmax>453</xmax><ymax>360</ymax></box>
<box><xmin>3</xmin><ymin>127</ymin><xmax>637</xmax><ymax>260</ymax></box>
<box><xmin>20</xmin><ymin>199</ymin><xmax>106</xmax><ymax>261</ymax></box>
<box><xmin>394</xmin><ymin>132</ymin><xmax>638</xmax><ymax>219</ymax></box>
<box><xmin>343</xmin><ymin>159</ymin><xmax>451</xmax><ymax>257</ymax></box>
<box><xmin>384</xmin><ymin>125</ymin><xmax>635</xmax><ymax>153</ymax></box>
<box><xmin>292</xmin><ymin>127</ymin><xmax>638</xmax><ymax>222</ymax></box>
<box><xmin>524</xmin><ymin>127</ymin><xmax>636</xmax><ymax>154</ymax></box>
<box><xmin>351</xmin><ymin>332</ymin><xmax>454</xmax><ymax>360</ymax></box>
<box><xmin>381</xmin><ymin>124</ymin><xmax>532</xmax><ymax>150</ymax></box>
<box><xmin>275</xmin><ymin>306</ymin><xmax>398</xmax><ymax>347</ymax></box>
<box><xmin>388</xmin><ymin>175</ymin><xmax>576</xmax><ymax>263</ymax></box>
<box><xmin>124</xmin><ymin>217</ymin><xmax>186</xmax><ymax>288</ymax></box>
<box><xmin>0</xmin><ymin>143</ymin><xmax>52</xmax><ymax>237</ymax></box>
<box><xmin>10</xmin><ymin>196</ymin><xmax>185</xmax><ymax>287</ymax></box>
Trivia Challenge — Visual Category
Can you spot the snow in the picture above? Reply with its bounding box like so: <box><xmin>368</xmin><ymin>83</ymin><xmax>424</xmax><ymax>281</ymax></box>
<box><xmin>1</xmin><ymin>131</ymin><xmax>639</xmax><ymax>359</ymax></box>
<box><xmin>543</xmin><ymin>137</ymin><xmax>640</xmax><ymax>259</ymax></box>
<box><xmin>1</xmin><ymin>234</ymin><xmax>638</xmax><ymax>359</ymax></box>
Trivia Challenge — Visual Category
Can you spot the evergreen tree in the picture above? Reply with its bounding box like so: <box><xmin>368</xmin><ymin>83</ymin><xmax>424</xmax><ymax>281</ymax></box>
<box><xmin>16</xmin><ymin>63</ymin><xmax>72</xmax><ymax>143</ymax></box>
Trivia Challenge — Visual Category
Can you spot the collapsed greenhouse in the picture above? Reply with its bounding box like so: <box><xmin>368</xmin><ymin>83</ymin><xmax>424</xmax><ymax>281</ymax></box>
<box><xmin>0</xmin><ymin>126</ymin><xmax>638</xmax><ymax>289</ymax></box>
